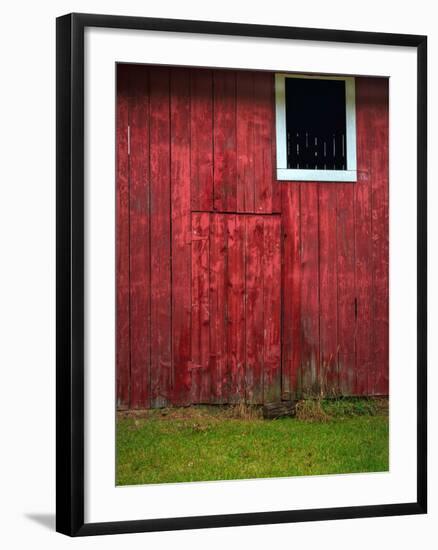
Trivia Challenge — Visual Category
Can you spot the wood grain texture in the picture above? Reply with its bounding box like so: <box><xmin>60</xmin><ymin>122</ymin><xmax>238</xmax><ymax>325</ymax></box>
<box><xmin>213</xmin><ymin>70</ymin><xmax>237</xmax><ymax>212</ymax></box>
<box><xmin>236</xmin><ymin>72</ymin><xmax>255</xmax><ymax>212</ymax></box>
<box><xmin>226</xmin><ymin>215</ymin><xmax>246</xmax><ymax>403</ymax></box>
<box><xmin>245</xmin><ymin>216</ymin><xmax>265</xmax><ymax>403</ymax></box>
<box><xmin>300</xmin><ymin>184</ymin><xmax>320</xmax><ymax>395</ymax></box>
<box><xmin>262</xmin><ymin>216</ymin><xmax>282</xmax><ymax>402</ymax></box>
<box><xmin>281</xmin><ymin>184</ymin><xmax>301</xmax><ymax>399</ymax></box>
<box><xmin>149</xmin><ymin>67</ymin><xmax>172</xmax><ymax>408</ymax></box>
<box><xmin>129</xmin><ymin>66</ymin><xmax>150</xmax><ymax>409</ymax></box>
<box><xmin>191</xmin><ymin>69</ymin><xmax>213</xmax><ymax>212</ymax></box>
<box><xmin>117</xmin><ymin>67</ymin><xmax>389</xmax><ymax>408</ymax></box>
<box><xmin>270</xmin><ymin>77</ymin><xmax>282</xmax><ymax>215</ymax></box>
<box><xmin>369</xmin><ymin>79</ymin><xmax>389</xmax><ymax>396</ymax></box>
<box><xmin>116</xmin><ymin>65</ymin><xmax>131</xmax><ymax>409</ymax></box>
<box><xmin>191</xmin><ymin>212</ymin><xmax>211</xmax><ymax>403</ymax></box>
<box><xmin>253</xmin><ymin>72</ymin><xmax>274</xmax><ymax>214</ymax></box>
<box><xmin>337</xmin><ymin>183</ymin><xmax>356</xmax><ymax>395</ymax></box>
<box><xmin>170</xmin><ymin>68</ymin><xmax>192</xmax><ymax>406</ymax></box>
<box><xmin>319</xmin><ymin>184</ymin><xmax>339</xmax><ymax>395</ymax></box>
<box><xmin>354</xmin><ymin>78</ymin><xmax>374</xmax><ymax>396</ymax></box>
<box><xmin>209</xmin><ymin>214</ymin><xmax>228</xmax><ymax>402</ymax></box>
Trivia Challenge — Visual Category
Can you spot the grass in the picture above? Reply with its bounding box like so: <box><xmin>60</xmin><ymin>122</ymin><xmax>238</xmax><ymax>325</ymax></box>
<box><xmin>116</xmin><ymin>398</ymin><xmax>389</xmax><ymax>486</ymax></box>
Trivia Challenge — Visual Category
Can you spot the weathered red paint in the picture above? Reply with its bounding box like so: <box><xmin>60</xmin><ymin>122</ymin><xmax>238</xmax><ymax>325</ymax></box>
<box><xmin>226</xmin><ymin>215</ymin><xmax>246</xmax><ymax>403</ymax></box>
<box><xmin>336</xmin><ymin>182</ymin><xmax>356</xmax><ymax>395</ymax></box>
<box><xmin>319</xmin><ymin>184</ymin><xmax>339</xmax><ymax>395</ymax></box>
<box><xmin>236</xmin><ymin>72</ymin><xmax>255</xmax><ymax>213</ymax></box>
<box><xmin>213</xmin><ymin>70</ymin><xmax>237</xmax><ymax>212</ymax></box>
<box><xmin>149</xmin><ymin>67</ymin><xmax>172</xmax><ymax>408</ymax></box>
<box><xmin>191</xmin><ymin>69</ymin><xmax>214</xmax><ymax>212</ymax></box>
<box><xmin>300</xmin><ymin>184</ymin><xmax>320</xmax><ymax>395</ymax></box>
<box><xmin>355</xmin><ymin>78</ymin><xmax>374</xmax><ymax>396</ymax></box>
<box><xmin>209</xmin><ymin>214</ymin><xmax>228</xmax><ymax>403</ymax></box>
<box><xmin>116</xmin><ymin>65</ymin><xmax>130</xmax><ymax>409</ymax></box>
<box><xmin>129</xmin><ymin>66</ymin><xmax>150</xmax><ymax>410</ymax></box>
<box><xmin>245</xmin><ymin>216</ymin><xmax>265</xmax><ymax>403</ymax></box>
<box><xmin>262</xmin><ymin>216</ymin><xmax>282</xmax><ymax>402</ymax></box>
<box><xmin>191</xmin><ymin>212</ymin><xmax>211</xmax><ymax>403</ymax></box>
<box><xmin>369</xmin><ymin>79</ymin><xmax>389</xmax><ymax>396</ymax></box>
<box><xmin>253</xmin><ymin>72</ymin><xmax>274</xmax><ymax>214</ymax></box>
<box><xmin>117</xmin><ymin>66</ymin><xmax>389</xmax><ymax>408</ymax></box>
<box><xmin>281</xmin><ymin>184</ymin><xmax>301</xmax><ymax>399</ymax></box>
<box><xmin>170</xmin><ymin>68</ymin><xmax>192</xmax><ymax>406</ymax></box>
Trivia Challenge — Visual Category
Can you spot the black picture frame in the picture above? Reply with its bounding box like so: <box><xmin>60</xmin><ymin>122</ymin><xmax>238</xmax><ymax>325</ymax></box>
<box><xmin>56</xmin><ymin>12</ymin><xmax>427</xmax><ymax>537</ymax></box>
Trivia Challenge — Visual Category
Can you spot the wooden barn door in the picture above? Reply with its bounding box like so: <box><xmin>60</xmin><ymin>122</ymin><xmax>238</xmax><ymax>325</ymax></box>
<box><xmin>117</xmin><ymin>65</ymin><xmax>283</xmax><ymax>409</ymax></box>
<box><xmin>187</xmin><ymin>68</ymin><xmax>282</xmax><ymax>405</ymax></box>
<box><xmin>190</xmin><ymin>213</ymin><xmax>281</xmax><ymax>405</ymax></box>
<box><xmin>116</xmin><ymin>64</ymin><xmax>389</xmax><ymax>410</ymax></box>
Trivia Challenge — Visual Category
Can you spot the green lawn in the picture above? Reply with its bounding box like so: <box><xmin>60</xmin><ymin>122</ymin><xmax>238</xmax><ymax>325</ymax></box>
<box><xmin>116</xmin><ymin>400</ymin><xmax>389</xmax><ymax>486</ymax></box>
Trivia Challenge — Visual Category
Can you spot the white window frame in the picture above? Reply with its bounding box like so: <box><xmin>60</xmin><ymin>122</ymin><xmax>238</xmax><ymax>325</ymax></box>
<box><xmin>275</xmin><ymin>73</ymin><xmax>357</xmax><ymax>182</ymax></box>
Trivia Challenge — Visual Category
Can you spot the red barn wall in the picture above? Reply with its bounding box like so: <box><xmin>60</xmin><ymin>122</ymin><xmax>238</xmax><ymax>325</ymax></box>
<box><xmin>116</xmin><ymin>64</ymin><xmax>389</xmax><ymax>409</ymax></box>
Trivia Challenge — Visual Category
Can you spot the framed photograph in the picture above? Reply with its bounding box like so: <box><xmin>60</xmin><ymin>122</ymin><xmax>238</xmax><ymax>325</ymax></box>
<box><xmin>56</xmin><ymin>13</ymin><xmax>427</xmax><ymax>536</ymax></box>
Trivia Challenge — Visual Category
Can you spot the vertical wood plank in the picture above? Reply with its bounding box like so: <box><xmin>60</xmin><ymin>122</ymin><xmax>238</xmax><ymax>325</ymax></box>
<box><xmin>354</xmin><ymin>78</ymin><xmax>374</xmax><ymax>396</ymax></box>
<box><xmin>226</xmin><ymin>215</ymin><xmax>246</xmax><ymax>403</ymax></box>
<box><xmin>270</xmin><ymin>74</ymin><xmax>282</xmax><ymax>214</ymax></box>
<box><xmin>245</xmin><ymin>216</ymin><xmax>264</xmax><ymax>403</ymax></box>
<box><xmin>300</xmin><ymin>184</ymin><xmax>320</xmax><ymax>395</ymax></box>
<box><xmin>191</xmin><ymin>69</ymin><xmax>214</xmax><ymax>211</ymax></box>
<box><xmin>129</xmin><ymin>66</ymin><xmax>150</xmax><ymax>409</ymax></box>
<box><xmin>281</xmin><ymin>184</ymin><xmax>301</xmax><ymax>399</ymax></box>
<box><xmin>370</xmin><ymin>79</ymin><xmax>389</xmax><ymax>396</ymax></box>
<box><xmin>209</xmin><ymin>214</ymin><xmax>228</xmax><ymax>403</ymax></box>
<box><xmin>170</xmin><ymin>68</ymin><xmax>192</xmax><ymax>405</ymax></box>
<box><xmin>191</xmin><ymin>212</ymin><xmax>211</xmax><ymax>403</ymax></box>
<box><xmin>318</xmin><ymin>184</ymin><xmax>339</xmax><ymax>396</ymax></box>
<box><xmin>116</xmin><ymin>65</ymin><xmax>131</xmax><ymax>409</ymax></box>
<box><xmin>213</xmin><ymin>70</ymin><xmax>237</xmax><ymax>212</ymax></box>
<box><xmin>354</xmin><ymin>171</ymin><xmax>373</xmax><ymax>395</ymax></box>
<box><xmin>254</xmin><ymin>72</ymin><xmax>274</xmax><ymax>214</ymax></box>
<box><xmin>262</xmin><ymin>217</ymin><xmax>282</xmax><ymax>402</ymax></box>
<box><xmin>149</xmin><ymin>67</ymin><xmax>172</xmax><ymax>408</ymax></box>
<box><xmin>236</xmin><ymin>72</ymin><xmax>255</xmax><ymax>212</ymax></box>
<box><xmin>337</xmin><ymin>184</ymin><xmax>356</xmax><ymax>395</ymax></box>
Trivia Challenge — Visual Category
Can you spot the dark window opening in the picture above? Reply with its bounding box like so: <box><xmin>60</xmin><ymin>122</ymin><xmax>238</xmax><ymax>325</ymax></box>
<box><xmin>285</xmin><ymin>78</ymin><xmax>347</xmax><ymax>170</ymax></box>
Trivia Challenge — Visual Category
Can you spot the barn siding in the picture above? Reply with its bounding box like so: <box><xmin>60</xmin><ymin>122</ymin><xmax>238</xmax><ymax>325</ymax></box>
<box><xmin>128</xmin><ymin>67</ymin><xmax>151</xmax><ymax>409</ymax></box>
<box><xmin>116</xmin><ymin>65</ymin><xmax>131</xmax><ymax>409</ymax></box>
<box><xmin>149</xmin><ymin>67</ymin><xmax>172</xmax><ymax>408</ymax></box>
<box><xmin>116</xmin><ymin>65</ymin><xmax>389</xmax><ymax>409</ymax></box>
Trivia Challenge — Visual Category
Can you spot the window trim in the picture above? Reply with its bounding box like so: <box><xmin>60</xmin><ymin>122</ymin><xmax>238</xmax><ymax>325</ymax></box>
<box><xmin>275</xmin><ymin>73</ymin><xmax>357</xmax><ymax>182</ymax></box>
